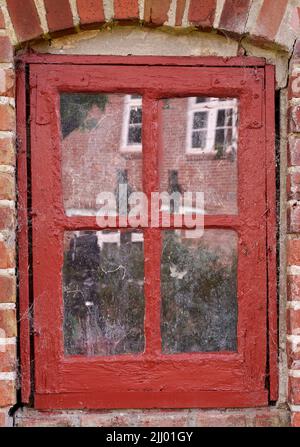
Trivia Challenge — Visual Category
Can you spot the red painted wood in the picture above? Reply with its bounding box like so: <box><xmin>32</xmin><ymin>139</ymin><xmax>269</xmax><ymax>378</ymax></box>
<box><xmin>57</xmin><ymin>214</ymin><xmax>241</xmax><ymax>231</ymax></box>
<box><xmin>265</xmin><ymin>65</ymin><xmax>278</xmax><ymax>401</ymax></box>
<box><xmin>35</xmin><ymin>390</ymin><xmax>268</xmax><ymax>410</ymax></box>
<box><xmin>16</xmin><ymin>61</ymin><xmax>31</xmax><ymax>403</ymax></box>
<box><xmin>16</xmin><ymin>53</ymin><xmax>266</xmax><ymax>67</ymax></box>
<box><xmin>25</xmin><ymin>60</ymin><xmax>274</xmax><ymax>409</ymax></box>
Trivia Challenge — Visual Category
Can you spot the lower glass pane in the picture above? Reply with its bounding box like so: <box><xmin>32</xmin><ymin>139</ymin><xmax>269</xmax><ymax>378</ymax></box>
<box><xmin>63</xmin><ymin>230</ymin><xmax>145</xmax><ymax>356</ymax></box>
<box><xmin>161</xmin><ymin>229</ymin><xmax>238</xmax><ymax>353</ymax></box>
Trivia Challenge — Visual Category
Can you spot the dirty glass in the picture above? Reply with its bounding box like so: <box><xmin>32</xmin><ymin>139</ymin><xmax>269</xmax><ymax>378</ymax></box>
<box><xmin>160</xmin><ymin>97</ymin><xmax>239</xmax><ymax>215</ymax></box>
<box><xmin>161</xmin><ymin>229</ymin><xmax>238</xmax><ymax>353</ymax></box>
<box><xmin>60</xmin><ymin>93</ymin><xmax>142</xmax><ymax>216</ymax></box>
<box><xmin>63</xmin><ymin>230</ymin><xmax>145</xmax><ymax>356</ymax></box>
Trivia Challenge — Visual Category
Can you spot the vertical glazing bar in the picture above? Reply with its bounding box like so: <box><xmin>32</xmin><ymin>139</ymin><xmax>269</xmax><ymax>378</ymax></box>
<box><xmin>142</xmin><ymin>95</ymin><xmax>162</xmax><ymax>354</ymax></box>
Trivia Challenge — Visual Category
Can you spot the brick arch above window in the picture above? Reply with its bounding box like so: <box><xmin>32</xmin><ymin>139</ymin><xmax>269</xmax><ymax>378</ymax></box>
<box><xmin>2</xmin><ymin>0</ymin><xmax>299</xmax><ymax>52</ymax></box>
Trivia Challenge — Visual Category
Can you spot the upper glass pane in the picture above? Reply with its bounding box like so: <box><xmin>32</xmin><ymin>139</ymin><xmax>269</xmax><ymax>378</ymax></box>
<box><xmin>160</xmin><ymin>97</ymin><xmax>239</xmax><ymax>215</ymax></box>
<box><xmin>60</xmin><ymin>93</ymin><xmax>142</xmax><ymax>216</ymax></box>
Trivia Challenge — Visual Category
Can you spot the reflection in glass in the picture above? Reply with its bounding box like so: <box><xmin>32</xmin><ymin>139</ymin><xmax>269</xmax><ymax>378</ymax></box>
<box><xmin>161</xmin><ymin>229</ymin><xmax>238</xmax><ymax>353</ymax></box>
<box><xmin>63</xmin><ymin>230</ymin><xmax>145</xmax><ymax>356</ymax></box>
<box><xmin>160</xmin><ymin>97</ymin><xmax>239</xmax><ymax>214</ymax></box>
<box><xmin>60</xmin><ymin>93</ymin><xmax>142</xmax><ymax>216</ymax></box>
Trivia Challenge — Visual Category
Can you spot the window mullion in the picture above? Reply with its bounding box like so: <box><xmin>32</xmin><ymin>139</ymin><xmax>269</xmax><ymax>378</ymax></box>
<box><xmin>142</xmin><ymin>95</ymin><xmax>162</xmax><ymax>354</ymax></box>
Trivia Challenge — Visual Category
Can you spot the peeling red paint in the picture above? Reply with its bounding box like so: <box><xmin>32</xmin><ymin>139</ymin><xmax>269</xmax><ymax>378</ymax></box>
<box><xmin>17</xmin><ymin>56</ymin><xmax>276</xmax><ymax>410</ymax></box>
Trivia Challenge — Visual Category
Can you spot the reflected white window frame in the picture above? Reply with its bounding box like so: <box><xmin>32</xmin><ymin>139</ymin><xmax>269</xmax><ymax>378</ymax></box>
<box><xmin>186</xmin><ymin>97</ymin><xmax>238</xmax><ymax>155</ymax></box>
<box><xmin>121</xmin><ymin>95</ymin><xmax>142</xmax><ymax>153</ymax></box>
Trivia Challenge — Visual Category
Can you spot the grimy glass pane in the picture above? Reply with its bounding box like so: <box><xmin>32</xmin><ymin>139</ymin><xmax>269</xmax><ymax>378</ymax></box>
<box><xmin>60</xmin><ymin>93</ymin><xmax>142</xmax><ymax>216</ymax></box>
<box><xmin>63</xmin><ymin>230</ymin><xmax>145</xmax><ymax>356</ymax></box>
<box><xmin>161</xmin><ymin>229</ymin><xmax>238</xmax><ymax>353</ymax></box>
<box><xmin>160</xmin><ymin>97</ymin><xmax>238</xmax><ymax>215</ymax></box>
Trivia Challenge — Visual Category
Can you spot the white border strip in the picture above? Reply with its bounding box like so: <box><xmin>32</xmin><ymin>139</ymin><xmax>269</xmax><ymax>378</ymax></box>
<box><xmin>0</xmin><ymin>303</ymin><xmax>15</xmax><ymax>310</ymax></box>
<box><xmin>0</xmin><ymin>337</ymin><xmax>15</xmax><ymax>345</ymax></box>
<box><xmin>288</xmin><ymin>266</ymin><xmax>300</xmax><ymax>275</ymax></box>
<box><xmin>287</xmin><ymin>301</ymin><xmax>300</xmax><ymax>311</ymax></box>
<box><xmin>0</xmin><ymin>372</ymin><xmax>16</xmax><ymax>380</ymax></box>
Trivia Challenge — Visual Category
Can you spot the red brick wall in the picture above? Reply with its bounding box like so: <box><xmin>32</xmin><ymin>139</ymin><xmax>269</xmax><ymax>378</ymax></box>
<box><xmin>287</xmin><ymin>39</ymin><xmax>300</xmax><ymax>426</ymax></box>
<box><xmin>0</xmin><ymin>0</ymin><xmax>298</xmax><ymax>428</ymax></box>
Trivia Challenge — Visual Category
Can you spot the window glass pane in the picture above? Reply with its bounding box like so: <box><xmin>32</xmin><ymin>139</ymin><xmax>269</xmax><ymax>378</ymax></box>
<box><xmin>216</xmin><ymin>109</ymin><xmax>226</xmax><ymax>127</ymax></box>
<box><xmin>217</xmin><ymin>109</ymin><xmax>233</xmax><ymax>128</ymax></box>
<box><xmin>128</xmin><ymin>125</ymin><xmax>142</xmax><ymax>144</ymax></box>
<box><xmin>129</xmin><ymin>107</ymin><xmax>142</xmax><ymax>124</ymax></box>
<box><xmin>192</xmin><ymin>130</ymin><xmax>207</xmax><ymax>148</ymax></box>
<box><xmin>60</xmin><ymin>93</ymin><xmax>142</xmax><ymax>216</ymax></box>
<box><xmin>193</xmin><ymin>111</ymin><xmax>208</xmax><ymax>129</ymax></box>
<box><xmin>215</xmin><ymin>128</ymin><xmax>225</xmax><ymax>148</ymax></box>
<box><xmin>195</xmin><ymin>97</ymin><xmax>209</xmax><ymax>103</ymax></box>
<box><xmin>161</xmin><ymin>229</ymin><xmax>238</xmax><ymax>354</ymax></box>
<box><xmin>160</xmin><ymin>97</ymin><xmax>239</xmax><ymax>215</ymax></box>
<box><xmin>63</xmin><ymin>230</ymin><xmax>145</xmax><ymax>356</ymax></box>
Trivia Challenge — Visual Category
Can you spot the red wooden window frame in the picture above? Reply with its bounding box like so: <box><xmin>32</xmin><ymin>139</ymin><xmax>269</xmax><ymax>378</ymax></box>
<box><xmin>16</xmin><ymin>55</ymin><xmax>277</xmax><ymax>409</ymax></box>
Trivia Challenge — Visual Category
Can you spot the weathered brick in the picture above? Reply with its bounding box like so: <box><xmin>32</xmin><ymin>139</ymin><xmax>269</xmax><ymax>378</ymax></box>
<box><xmin>188</xmin><ymin>0</ymin><xmax>216</xmax><ymax>28</ymax></box>
<box><xmin>175</xmin><ymin>0</ymin><xmax>186</xmax><ymax>26</ymax></box>
<box><xmin>0</xmin><ymin>274</ymin><xmax>16</xmax><ymax>303</ymax></box>
<box><xmin>254</xmin><ymin>0</ymin><xmax>288</xmax><ymax>41</ymax></box>
<box><xmin>44</xmin><ymin>0</ymin><xmax>74</xmax><ymax>34</ymax></box>
<box><xmin>287</xmin><ymin>201</ymin><xmax>300</xmax><ymax>233</ymax></box>
<box><xmin>287</xmin><ymin>172</ymin><xmax>300</xmax><ymax>200</ymax></box>
<box><xmin>254</xmin><ymin>411</ymin><xmax>287</xmax><ymax>427</ymax></box>
<box><xmin>0</xmin><ymin>138</ymin><xmax>15</xmax><ymax>166</ymax></box>
<box><xmin>0</xmin><ymin>207</ymin><xmax>14</xmax><ymax>231</ymax></box>
<box><xmin>0</xmin><ymin>380</ymin><xmax>16</xmax><ymax>406</ymax></box>
<box><xmin>114</xmin><ymin>0</ymin><xmax>139</xmax><ymax>21</ymax></box>
<box><xmin>287</xmin><ymin>275</ymin><xmax>300</xmax><ymax>301</ymax></box>
<box><xmin>195</xmin><ymin>412</ymin><xmax>246</xmax><ymax>427</ymax></box>
<box><xmin>287</xmin><ymin>308</ymin><xmax>300</xmax><ymax>335</ymax></box>
<box><xmin>289</xmin><ymin>104</ymin><xmax>300</xmax><ymax>133</ymax></box>
<box><xmin>80</xmin><ymin>412</ymin><xmax>136</xmax><ymax>427</ymax></box>
<box><xmin>0</xmin><ymin>240</ymin><xmax>15</xmax><ymax>269</ymax></box>
<box><xmin>0</xmin><ymin>8</ymin><xmax>6</xmax><ymax>29</ymax></box>
<box><xmin>0</xmin><ymin>173</ymin><xmax>15</xmax><ymax>200</ymax></box>
<box><xmin>289</xmin><ymin>376</ymin><xmax>300</xmax><ymax>404</ymax></box>
<box><xmin>293</xmin><ymin>40</ymin><xmax>300</xmax><ymax>59</ymax></box>
<box><xmin>15</xmin><ymin>411</ymin><xmax>79</xmax><ymax>427</ymax></box>
<box><xmin>288</xmin><ymin>136</ymin><xmax>300</xmax><ymax>167</ymax></box>
<box><xmin>290</xmin><ymin>74</ymin><xmax>300</xmax><ymax>99</ymax></box>
<box><xmin>0</xmin><ymin>37</ymin><xmax>13</xmax><ymax>63</ymax></box>
<box><xmin>0</xmin><ymin>69</ymin><xmax>14</xmax><ymax>97</ymax></box>
<box><xmin>144</xmin><ymin>0</ymin><xmax>172</xmax><ymax>25</ymax></box>
<box><xmin>6</xmin><ymin>0</ymin><xmax>43</xmax><ymax>42</ymax></box>
<box><xmin>0</xmin><ymin>343</ymin><xmax>16</xmax><ymax>372</ymax></box>
<box><xmin>287</xmin><ymin>338</ymin><xmax>300</xmax><ymax>368</ymax></box>
<box><xmin>287</xmin><ymin>238</ymin><xmax>300</xmax><ymax>264</ymax></box>
<box><xmin>76</xmin><ymin>0</ymin><xmax>105</xmax><ymax>27</ymax></box>
<box><xmin>0</xmin><ymin>308</ymin><xmax>16</xmax><ymax>337</ymax></box>
<box><xmin>219</xmin><ymin>0</ymin><xmax>251</xmax><ymax>35</ymax></box>
<box><xmin>0</xmin><ymin>103</ymin><xmax>15</xmax><ymax>131</ymax></box>
<box><xmin>292</xmin><ymin>412</ymin><xmax>300</xmax><ymax>427</ymax></box>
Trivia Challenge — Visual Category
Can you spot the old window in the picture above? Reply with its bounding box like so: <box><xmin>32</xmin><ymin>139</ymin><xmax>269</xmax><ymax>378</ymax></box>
<box><xmin>18</xmin><ymin>56</ymin><xmax>277</xmax><ymax>409</ymax></box>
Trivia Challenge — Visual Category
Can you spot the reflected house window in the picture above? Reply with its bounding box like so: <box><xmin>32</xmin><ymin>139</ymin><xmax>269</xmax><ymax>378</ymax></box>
<box><xmin>121</xmin><ymin>94</ymin><xmax>142</xmax><ymax>152</ymax></box>
<box><xmin>187</xmin><ymin>97</ymin><xmax>238</xmax><ymax>157</ymax></box>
